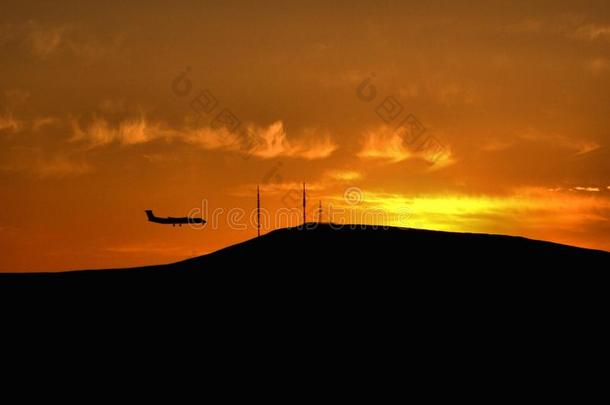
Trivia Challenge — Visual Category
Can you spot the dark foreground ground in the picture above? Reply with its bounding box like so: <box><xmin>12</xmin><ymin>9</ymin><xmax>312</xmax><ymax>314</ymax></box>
<box><xmin>3</xmin><ymin>224</ymin><xmax>605</xmax><ymax>386</ymax></box>
<box><xmin>2</xmin><ymin>224</ymin><xmax>607</xmax><ymax>295</ymax></box>
<box><xmin>2</xmin><ymin>224</ymin><xmax>607</xmax><ymax>353</ymax></box>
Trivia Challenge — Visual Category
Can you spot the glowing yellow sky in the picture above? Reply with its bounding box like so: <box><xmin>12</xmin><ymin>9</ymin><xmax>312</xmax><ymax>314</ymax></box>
<box><xmin>1</xmin><ymin>1</ymin><xmax>610</xmax><ymax>271</ymax></box>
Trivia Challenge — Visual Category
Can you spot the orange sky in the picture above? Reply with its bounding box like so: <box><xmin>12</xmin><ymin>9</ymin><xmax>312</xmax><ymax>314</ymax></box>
<box><xmin>1</xmin><ymin>1</ymin><xmax>609</xmax><ymax>271</ymax></box>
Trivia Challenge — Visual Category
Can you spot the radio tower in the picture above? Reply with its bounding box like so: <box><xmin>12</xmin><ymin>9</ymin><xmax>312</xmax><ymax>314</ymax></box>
<box><xmin>257</xmin><ymin>185</ymin><xmax>261</xmax><ymax>237</ymax></box>
<box><xmin>302</xmin><ymin>182</ymin><xmax>307</xmax><ymax>224</ymax></box>
<box><xmin>317</xmin><ymin>200</ymin><xmax>322</xmax><ymax>223</ymax></box>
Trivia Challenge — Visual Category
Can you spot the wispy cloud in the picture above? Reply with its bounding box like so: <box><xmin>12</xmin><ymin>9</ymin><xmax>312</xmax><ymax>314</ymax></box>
<box><xmin>71</xmin><ymin>116</ymin><xmax>337</xmax><ymax>159</ymax></box>
<box><xmin>325</xmin><ymin>186</ymin><xmax>610</xmax><ymax>234</ymax></box>
<box><xmin>0</xmin><ymin>114</ymin><xmax>61</xmax><ymax>134</ymax></box>
<box><xmin>0</xmin><ymin>90</ymin><xmax>28</xmax><ymax>133</ymax></box>
<box><xmin>483</xmin><ymin>130</ymin><xmax>601</xmax><ymax>155</ymax></box>
<box><xmin>33</xmin><ymin>117</ymin><xmax>60</xmax><ymax>131</ymax></box>
<box><xmin>0</xmin><ymin>114</ymin><xmax>20</xmax><ymax>133</ymax></box>
<box><xmin>246</xmin><ymin>121</ymin><xmax>337</xmax><ymax>159</ymax></box>
<box><xmin>572</xmin><ymin>186</ymin><xmax>600</xmax><ymax>192</ymax></box>
<box><xmin>324</xmin><ymin>169</ymin><xmax>363</xmax><ymax>182</ymax></box>
<box><xmin>518</xmin><ymin>130</ymin><xmax>600</xmax><ymax>155</ymax></box>
<box><xmin>358</xmin><ymin>125</ymin><xmax>455</xmax><ymax>167</ymax></box>
<box><xmin>571</xmin><ymin>23</ymin><xmax>610</xmax><ymax>42</ymax></box>
<box><xmin>70</xmin><ymin>116</ymin><xmax>172</xmax><ymax>147</ymax></box>
<box><xmin>505</xmin><ymin>16</ymin><xmax>610</xmax><ymax>44</ymax></box>
<box><xmin>358</xmin><ymin>126</ymin><xmax>413</xmax><ymax>163</ymax></box>
<box><xmin>180</xmin><ymin>126</ymin><xmax>242</xmax><ymax>151</ymax></box>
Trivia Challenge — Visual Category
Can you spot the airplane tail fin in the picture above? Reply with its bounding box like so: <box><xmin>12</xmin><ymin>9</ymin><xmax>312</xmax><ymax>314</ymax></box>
<box><xmin>145</xmin><ymin>210</ymin><xmax>155</xmax><ymax>221</ymax></box>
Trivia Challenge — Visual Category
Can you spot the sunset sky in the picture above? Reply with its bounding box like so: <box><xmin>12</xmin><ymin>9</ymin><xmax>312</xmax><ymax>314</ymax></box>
<box><xmin>1</xmin><ymin>1</ymin><xmax>609</xmax><ymax>271</ymax></box>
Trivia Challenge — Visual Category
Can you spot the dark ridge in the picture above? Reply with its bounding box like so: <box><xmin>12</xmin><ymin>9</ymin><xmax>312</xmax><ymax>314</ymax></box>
<box><xmin>2</xmin><ymin>223</ymin><xmax>607</xmax><ymax>281</ymax></box>
<box><xmin>2</xmin><ymin>224</ymin><xmax>606</xmax><ymax>324</ymax></box>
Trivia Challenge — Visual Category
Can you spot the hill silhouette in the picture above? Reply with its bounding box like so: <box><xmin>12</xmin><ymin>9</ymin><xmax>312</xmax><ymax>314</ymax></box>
<box><xmin>2</xmin><ymin>224</ymin><xmax>608</xmax><ymax>289</ymax></box>
<box><xmin>2</xmin><ymin>224</ymin><xmax>607</xmax><ymax>334</ymax></box>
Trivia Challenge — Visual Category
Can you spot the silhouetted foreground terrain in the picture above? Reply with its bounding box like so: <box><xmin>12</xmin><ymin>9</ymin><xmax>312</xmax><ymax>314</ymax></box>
<box><xmin>3</xmin><ymin>223</ymin><xmax>608</xmax><ymax>342</ymax></box>
<box><xmin>3</xmin><ymin>224</ymin><xmax>606</xmax><ymax>366</ymax></box>
<box><xmin>2</xmin><ymin>225</ymin><xmax>608</xmax><ymax>293</ymax></box>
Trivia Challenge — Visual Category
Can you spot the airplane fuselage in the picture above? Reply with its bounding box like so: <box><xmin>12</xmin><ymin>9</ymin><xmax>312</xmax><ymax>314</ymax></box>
<box><xmin>145</xmin><ymin>210</ymin><xmax>205</xmax><ymax>226</ymax></box>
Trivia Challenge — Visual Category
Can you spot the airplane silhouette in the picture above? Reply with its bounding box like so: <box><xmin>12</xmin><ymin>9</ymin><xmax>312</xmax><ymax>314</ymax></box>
<box><xmin>145</xmin><ymin>210</ymin><xmax>205</xmax><ymax>227</ymax></box>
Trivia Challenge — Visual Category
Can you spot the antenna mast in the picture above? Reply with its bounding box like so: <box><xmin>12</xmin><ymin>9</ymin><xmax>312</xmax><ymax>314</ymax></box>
<box><xmin>317</xmin><ymin>200</ymin><xmax>322</xmax><ymax>223</ymax></box>
<box><xmin>302</xmin><ymin>182</ymin><xmax>306</xmax><ymax>225</ymax></box>
<box><xmin>257</xmin><ymin>185</ymin><xmax>261</xmax><ymax>237</ymax></box>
